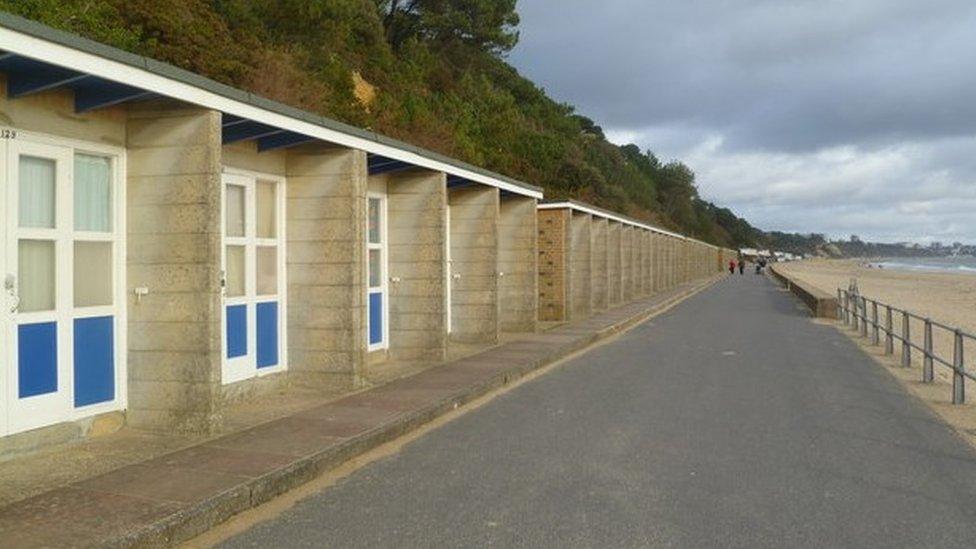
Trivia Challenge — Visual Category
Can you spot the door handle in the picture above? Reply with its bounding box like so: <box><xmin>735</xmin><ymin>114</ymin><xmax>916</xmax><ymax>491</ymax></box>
<box><xmin>4</xmin><ymin>274</ymin><xmax>18</xmax><ymax>313</ymax></box>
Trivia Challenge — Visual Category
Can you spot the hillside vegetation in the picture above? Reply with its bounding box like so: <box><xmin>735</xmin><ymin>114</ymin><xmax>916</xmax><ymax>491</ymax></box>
<box><xmin>4</xmin><ymin>0</ymin><xmax>764</xmax><ymax>246</ymax></box>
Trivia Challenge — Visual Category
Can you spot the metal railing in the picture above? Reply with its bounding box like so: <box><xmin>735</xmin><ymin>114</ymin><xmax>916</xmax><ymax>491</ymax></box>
<box><xmin>837</xmin><ymin>288</ymin><xmax>972</xmax><ymax>404</ymax></box>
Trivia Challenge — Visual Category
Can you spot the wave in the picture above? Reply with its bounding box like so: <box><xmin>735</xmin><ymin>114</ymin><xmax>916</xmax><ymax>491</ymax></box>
<box><xmin>869</xmin><ymin>260</ymin><xmax>976</xmax><ymax>274</ymax></box>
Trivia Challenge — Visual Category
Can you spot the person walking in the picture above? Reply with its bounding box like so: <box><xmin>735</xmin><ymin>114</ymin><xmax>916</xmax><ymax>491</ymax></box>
<box><xmin>738</xmin><ymin>260</ymin><xmax>745</xmax><ymax>275</ymax></box>
<box><xmin>728</xmin><ymin>259</ymin><xmax>736</xmax><ymax>275</ymax></box>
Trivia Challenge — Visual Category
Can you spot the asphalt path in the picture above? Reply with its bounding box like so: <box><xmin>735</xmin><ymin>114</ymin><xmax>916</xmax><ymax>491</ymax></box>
<box><xmin>221</xmin><ymin>274</ymin><xmax>976</xmax><ymax>548</ymax></box>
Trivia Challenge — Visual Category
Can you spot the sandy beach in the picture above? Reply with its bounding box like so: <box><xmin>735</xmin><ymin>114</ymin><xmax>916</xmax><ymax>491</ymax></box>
<box><xmin>777</xmin><ymin>259</ymin><xmax>976</xmax><ymax>383</ymax></box>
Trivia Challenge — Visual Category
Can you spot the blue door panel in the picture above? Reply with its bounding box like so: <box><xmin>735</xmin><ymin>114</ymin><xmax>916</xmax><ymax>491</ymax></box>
<box><xmin>369</xmin><ymin>292</ymin><xmax>383</xmax><ymax>345</ymax></box>
<box><xmin>18</xmin><ymin>322</ymin><xmax>58</xmax><ymax>398</ymax></box>
<box><xmin>73</xmin><ymin>316</ymin><xmax>115</xmax><ymax>407</ymax></box>
<box><xmin>256</xmin><ymin>301</ymin><xmax>278</xmax><ymax>368</ymax></box>
<box><xmin>226</xmin><ymin>304</ymin><xmax>247</xmax><ymax>358</ymax></box>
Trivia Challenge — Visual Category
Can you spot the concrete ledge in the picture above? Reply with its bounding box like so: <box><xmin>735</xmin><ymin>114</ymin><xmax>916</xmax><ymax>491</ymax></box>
<box><xmin>769</xmin><ymin>265</ymin><xmax>837</xmax><ymax>319</ymax></box>
<box><xmin>0</xmin><ymin>276</ymin><xmax>721</xmax><ymax>548</ymax></box>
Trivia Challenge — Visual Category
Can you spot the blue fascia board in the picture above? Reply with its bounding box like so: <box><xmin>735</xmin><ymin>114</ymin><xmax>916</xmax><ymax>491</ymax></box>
<box><xmin>72</xmin><ymin>78</ymin><xmax>152</xmax><ymax>112</ymax></box>
<box><xmin>257</xmin><ymin>131</ymin><xmax>316</xmax><ymax>152</ymax></box>
<box><xmin>0</xmin><ymin>52</ymin><xmax>89</xmax><ymax>98</ymax></box>
<box><xmin>222</xmin><ymin>120</ymin><xmax>284</xmax><ymax>144</ymax></box>
<box><xmin>367</xmin><ymin>153</ymin><xmax>417</xmax><ymax>175</ymax></box>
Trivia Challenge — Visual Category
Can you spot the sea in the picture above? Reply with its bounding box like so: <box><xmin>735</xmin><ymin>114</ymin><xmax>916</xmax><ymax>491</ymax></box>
<box><xmin>867</xmin><ymin>256</ymin><xmax>976</xmax><ymax>275</ymax></box>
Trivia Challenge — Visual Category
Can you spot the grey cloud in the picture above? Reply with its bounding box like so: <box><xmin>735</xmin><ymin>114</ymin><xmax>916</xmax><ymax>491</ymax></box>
<box><xmin>508</xmin><ymin>0</ymin><xmax>976</xmax><ymax>242</ymax></box>
<box><xmin>511</xmin><ymin>0</ymin><xmax>976</xmax><ymax>151</ymax></box>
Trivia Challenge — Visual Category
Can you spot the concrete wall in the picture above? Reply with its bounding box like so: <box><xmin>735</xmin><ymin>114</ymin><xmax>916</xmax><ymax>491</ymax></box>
<box><xmin>590</xmin><ymin>218</ymin><xmax>609</xmax><ymax>311</ymax></box>
<box><xmin>0</xmin><ymin>76</ymin><xmax>126</xmax><ymax>147</ymax></box>
<box><xmin>498</xmin><ymin>195</ymin><xmax>538</xmax><ymax>333</ymax></box>
<box><xmin>607</xmin><ymin>222</ymin><xmax>622</xmax><ymax>306</ymax></box>
<box><xmin>126</xmin><ymin>102</ymin><xmax>222</xmax><ymax>433</ymax></box>
<box><xmin>569</xmin><ymin>212</ymin><xmax>592</xmax><ymax>320</ymax></box>
<box><xmin>537</xmin><ymin>209</ymin><xmax>571</xmax><ymax>322</ymax></box>
<box><xmin>621</xmin><ymin>227</ymin><xmax>634</xmax><ymax>301</ymax></box>
<box><xmin>386</xmin><ymin>170</ymin><xmax>448</xmax><ymax>362</ymax></box>
<box><xmin>633</xmin><ymin>229</ymin><xmax>644</xmax><ymax>296</ymax></box>
<box><xmin>285</xmin><ymin>145</ymin><xmax>367</xmax><ymax>389</ymax></box>
<box><xmin>448</xmin><ymin>185</ymin><xmax>500</xmax><ymax>344</ymax></box>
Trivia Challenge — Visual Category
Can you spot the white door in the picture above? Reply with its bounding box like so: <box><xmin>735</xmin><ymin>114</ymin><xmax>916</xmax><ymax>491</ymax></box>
<box><xmin>3</xmin><ymin>138</ymin><xmax>121</xmax><ymax>435</ymax></box>
<box><xmin>446</xmin><ymin>204</ymin><xmax>453</xmax><ymax>334</ymax></box>
<box><xmin>367</xmin><ymin>194</ymin><xmax>388</xmax><ymax>350</ymax></box>
<box><xmin>221</xmin><ymin>171</ymin><xmax>285</xmax><ymax>384</ymax></box>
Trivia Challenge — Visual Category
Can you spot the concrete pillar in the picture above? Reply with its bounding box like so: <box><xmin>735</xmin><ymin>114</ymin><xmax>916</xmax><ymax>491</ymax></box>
<box><xmin>607</xmin><ymin>222</ymin><xmax>622</xmax><ymax>306</ymax></box>
<box><xmin>538</xmin><ymin>208</ymin><xmax>571</xmax><ymax>322</ymax></box>
<box><xmin>671</xmin><ymin>238</ymin><xmax>681</xmax><ymax>288</ymax></box>
<box><xmin>643</xmin><ymin>231</ymin><xmax>653</xmax><ymax>294</ymax></box>
<box><xmin>570</xmin><ymin>212</ymin><xmax>592</xmax><ymax>319</ymax></box>
<box><xmin>387</xmin><ymin>170</ymin><xmax>448</xmax><ymax>362</ymax></box>
<box><xmin>633</xmin><ymin>229</ymin><xmax>644</xmax><ymax>297</ymax></box>
<box><xmin>621</xmin><ymin>227</ymin><xmax>634</xmax><ymax>301</ymax></box>
<box><xmin>665</xmin><ymin>238</ymin><xmax>672</xmax><ymax>288</ymax></box>
<box><xmin>499</xmin><ymin>195</ymin><xmax>538</xmax><ymax>333</ymax></box>
<box><xmin>590</xmin><ymin>217</ymin><xmax>609</xmax><ymax>311</ymax></box>
<box><xmin>652</xmin><ymin>233</ymin><xmax>661</xmax><ymax>293</ymax></box>
<box><xmin>126</xmin><ymin>103</ymin><xmax>222</xmax><ymax>433</ymax></box>
<box><xmin>285</xmin><ymin>145</ymin><xmax>367</xmax><ymax>389</ymax></box>
<box><xmin>448</xmin><ymin>185</ymin><xmax>500</xmax><ymax>344</ymax></box>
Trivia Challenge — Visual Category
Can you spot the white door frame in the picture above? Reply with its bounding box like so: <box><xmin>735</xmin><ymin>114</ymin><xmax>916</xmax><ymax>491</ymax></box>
<box><xmin>2</xmin><ymin>129</ymin><xmax>126</xmax><ymax>436</ymax></box>
<box><xmin>366</xmin><ymin>191</ymin><xmax>389</xmax><ymax>351</ymax></box>
<box><xmin>220</xmin><ymin>168</ymin><xmax>286</xmax><ymax>384</ymax></box>
<box><xmin>445</xmin><ymin>204</ymin><xmax>453</xmax><ymax>334</ymax></box>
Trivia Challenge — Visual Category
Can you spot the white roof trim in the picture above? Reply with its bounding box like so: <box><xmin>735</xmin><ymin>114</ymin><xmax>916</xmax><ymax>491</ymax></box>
<box><xmin>538</xmin><ymin>201</ymin><xmax>722</xmax><ymax>249</ymax></box>
<box><xmin>0</xmin><ymin>26</ymin><xmax>543</xmax><ymax>200</ymax></box>
<box><xmin>538</xmin><ymin>201</ymin><xmax>692</xmax><ymax>241</ymax></box>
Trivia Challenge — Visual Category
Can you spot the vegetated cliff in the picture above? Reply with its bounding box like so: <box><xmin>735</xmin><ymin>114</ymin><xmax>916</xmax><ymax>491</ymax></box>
<box><xmin>3</xmin><ymin>0</ymin><xmax>764</xmax><ymax>247</ymax></box>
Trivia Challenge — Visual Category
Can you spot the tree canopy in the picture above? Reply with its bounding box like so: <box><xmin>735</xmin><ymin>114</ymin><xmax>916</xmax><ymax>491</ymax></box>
<box><xmin>0</xmin><ymin>0</ymin><xmax>763</xmax><ymax>248</ymax></box>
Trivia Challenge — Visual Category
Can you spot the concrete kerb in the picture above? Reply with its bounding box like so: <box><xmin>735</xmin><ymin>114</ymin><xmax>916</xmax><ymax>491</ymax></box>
<box><xmin>84</xmin><ymin>275</ymin><xmax>722</xmax><ymax>548</ymax></box>
<box><xmin>768</xmin><ymin>264</ymin><xmax>838</xmax><ymax>319</ymax></box>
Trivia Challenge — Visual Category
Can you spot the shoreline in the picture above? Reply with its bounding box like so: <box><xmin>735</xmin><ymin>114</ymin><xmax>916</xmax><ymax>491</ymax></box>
<box><xmin>853</xmin><ymin>256</ymin><xmax>976</xmax><ymax>276</ymax></box>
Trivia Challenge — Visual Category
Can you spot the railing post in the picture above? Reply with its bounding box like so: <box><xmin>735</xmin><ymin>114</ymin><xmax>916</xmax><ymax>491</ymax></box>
<box><xmin>953</xmin><ymin>330</ymin><xmax>965</xmax><ymax>405</ymax></box>
<box><xmin>901</xmin><ymin>311</ymin><xmax>911</xmax><ymax>368</ymax></box>
<box><xmin>860</xmin><ymin>297</ymin><xmax>868</xmax><ymax>337</ymax></box>
<box><xmin>836</xmin><ymin>289</ymin><xmax>843</xmax><ymax>320</ymax></box>
<box><xmin>922</xmin><ymin>319</ymin><xmax>933</xmax><ymax>383</ymax></box>
<box><xmin>844</xmin><ymin>291</ymin><xmax>851</xmax><ymax>325</ymax></box>
<box><xmin>871</xmin><ymin>301</ymin><xmax>880</xmax><ymax>345</ymax></box>
<box><xmin>851</xmin><ymin>294</ymin><xmax>859</xmax><ymax>332</ymax></box>
<box><xmin>884</xmin><ymin>306</ymin><xmax>894</xmax><ymax>355</ymax></box>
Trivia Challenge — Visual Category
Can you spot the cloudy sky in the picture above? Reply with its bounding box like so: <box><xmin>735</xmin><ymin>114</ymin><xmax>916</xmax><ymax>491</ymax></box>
<box><xmin>508</xmin><ymin>0</ymin><xmax>976</xmax><ymax>244</ymax></box>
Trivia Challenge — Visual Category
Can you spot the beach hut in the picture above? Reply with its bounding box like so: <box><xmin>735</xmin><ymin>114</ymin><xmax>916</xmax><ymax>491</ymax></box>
<box><xmin>0</xmin><ymin>13</ymin><xmax>541</xmax><ymax>447</ymax></box>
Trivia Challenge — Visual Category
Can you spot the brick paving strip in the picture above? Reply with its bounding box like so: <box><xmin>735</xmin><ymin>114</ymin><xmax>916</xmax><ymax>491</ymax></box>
<box><xmin>0</xmin><ymin>277</ymin><xmax>719</xmax><ymax>548</ymax></box>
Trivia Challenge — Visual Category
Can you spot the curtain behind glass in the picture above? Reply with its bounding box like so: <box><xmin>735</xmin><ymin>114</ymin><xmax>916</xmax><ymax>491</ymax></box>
<box><xmin>74</xmin><ymin>154</ymin><xmax>112</xmax><ymax>232</ymax></box>
<box><xmin>19</xmin><ymin>155</ymin><xmax>56</xmax><ymax>229</ymax></box>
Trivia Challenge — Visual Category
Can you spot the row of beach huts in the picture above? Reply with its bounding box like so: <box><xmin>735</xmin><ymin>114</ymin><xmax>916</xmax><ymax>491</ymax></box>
<box><xmin>0</xmin><ymin>13</ymin><xmax>735</xmax><ymax>449</ymax></box>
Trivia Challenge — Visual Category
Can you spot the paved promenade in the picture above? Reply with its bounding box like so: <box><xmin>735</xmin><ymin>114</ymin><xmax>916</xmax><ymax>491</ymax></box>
<box><xmin>0</xmin><ymin>278</ymin><xmax>711</xmax><ymax>548</ymax></box>
<box><xmin>221</xmin><ymin>274</ymin><xmax>976</xmax><ymax>548</ymax></box>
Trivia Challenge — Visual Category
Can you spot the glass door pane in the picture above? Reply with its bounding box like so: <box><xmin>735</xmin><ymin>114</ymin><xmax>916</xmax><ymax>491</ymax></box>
<box><xmin>18</xmin><ymin>239</ymin><xmax>55</xmax><ymax>312</ymax></box>
<box><xmin>225</xmin><ymin>184</ymin><xmax>246</xmax><ymax>237</ymax></box>
<box><xmin>256</xmin><ymin>180</ymin><xmax>276</xmax><ymax>238</ymax></box>
<box><xmin>256</xmin><ymin>246</ymin><xmax>277</xmax><ymax>296</ymax></box>
<box><xmin>73</xmin><ymin>241</ymin><xmax>112</xmax><ymax>307</ymax></box>
<box><xmin>74</xmin><ymin>155</ymin><xmax>111</xmax><ymax>231</ymax></box>
<box><xmin>18</xmin><ymin>156</ymin><xmax>56</xmax><ymax>229</ymax></box>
